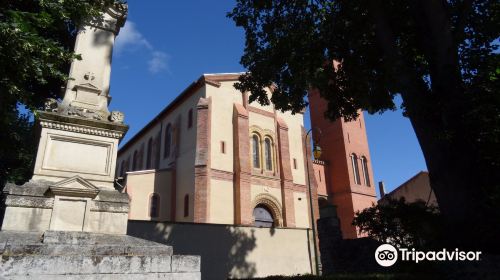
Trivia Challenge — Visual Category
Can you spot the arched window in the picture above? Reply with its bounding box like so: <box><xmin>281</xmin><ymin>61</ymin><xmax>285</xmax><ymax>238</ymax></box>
<box><xmin>149</xmin><ymin>193</ymin><xmax>160</xmax><ymax>218</ymax></box>
<box><xmin>188</xmin><ymin>109</ymin><xmax>193</xmax><ymax>128</ymax></box>
<box><xmin>351</xmin><ymin>153</ymin><xmax>361</xmax><ymax>185</ymax></box>
<box><xmin>146</xmin><ymin>137</ymin><xmax>153</xmax><ymax>169</ymax></box>
<box><xmin>164</xmin><ymin>124</ymin><xmax>172</xmax><ymax>158</ymax></box>
<box><xmin>132</xmin><ymin>150</ymin><xmax>138</xmax><ymax>171</ymax></box>
<box><xmin>184</xmin><ymin>194</ymin><xmax>189</xmax><ymax>217</ymax></box>
<box><xmin>252</xmin><ymin>134</ymin><xmax>261</xmax><ymax>168</ymax></box>
<box><xmin>361</xmin><ymin>156</ymin><xmax>370</xmax><ymax>186</ymax></box>
<box><xmin>264</xmin><ymin>138</ymin><xmax>273</xmax><ymax>171</ymax></box>
<box><xmin>253</xmin><ymin>204</ymin><xmax>274</xmax><ymax>227</ymax></box>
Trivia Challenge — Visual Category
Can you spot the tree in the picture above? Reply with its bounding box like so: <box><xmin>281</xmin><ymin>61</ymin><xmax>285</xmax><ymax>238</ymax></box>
<box><xmin>0</xmin><ymin>0</ymin><xmax>120</xmax><ymax>186</ymax></box>
<box><xmin>353</xmin><ymin>198</ymin><xmax>443</xmax><ymax>249</ymax></box>
<box><xmin>228</xmin><ymin>0</ymin><xmax>500</xmax><ymax>251</ymax></box>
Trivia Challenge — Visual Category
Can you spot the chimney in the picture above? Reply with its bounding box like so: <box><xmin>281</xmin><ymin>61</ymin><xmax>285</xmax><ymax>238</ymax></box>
<box><xmin>378</xmin><ymin>181</ymin><xmax>386</xmax><ymax>198</ymax></box>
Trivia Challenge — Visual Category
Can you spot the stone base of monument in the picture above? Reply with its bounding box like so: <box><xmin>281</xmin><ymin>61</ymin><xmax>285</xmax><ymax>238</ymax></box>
<box><xmin>1</xmin><ymin>179</ymin><xmax>129</xmax><ymax>235</ymax></box>
<box><xmin>0</xmin><ymin>230</ymin><xmax>201</xmax><ymax>279</ymax></box>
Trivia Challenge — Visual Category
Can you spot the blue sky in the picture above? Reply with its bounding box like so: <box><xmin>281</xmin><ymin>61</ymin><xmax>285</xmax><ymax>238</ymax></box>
<box><xmin>109</xmin><ymin>0</ymin><xmax>427</xmax><ymax>196</ymax></box>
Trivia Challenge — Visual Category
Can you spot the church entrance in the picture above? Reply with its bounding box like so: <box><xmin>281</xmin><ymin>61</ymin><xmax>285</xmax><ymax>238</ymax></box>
<box><xmin>253</xmin><ymin>204</ymin><xmax>274</xmax><ymax>227</ymax></box>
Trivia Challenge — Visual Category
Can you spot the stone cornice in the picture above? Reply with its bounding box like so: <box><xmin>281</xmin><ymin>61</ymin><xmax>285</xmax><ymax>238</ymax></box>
<box><xmin>39</xmin><ymin>118</ymin><xmax>126</xmax><ymax>139</ymax></box>
<box><xmin>39</xmin><ymin>111</ymin><xmax>128</xmax><ymax>130</ymax></box>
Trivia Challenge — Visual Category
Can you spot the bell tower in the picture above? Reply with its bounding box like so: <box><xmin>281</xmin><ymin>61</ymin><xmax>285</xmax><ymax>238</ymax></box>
<box><xmin>309</xmin><ymin>89</ymin><xmax>377</xmax><ymax>239</ymax></box>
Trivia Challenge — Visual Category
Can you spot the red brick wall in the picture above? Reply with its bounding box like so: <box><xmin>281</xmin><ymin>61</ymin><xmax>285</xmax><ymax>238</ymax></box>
<box><xmin>309</xmin><ymin>89</ymin><xmax>377</xmax><ymax>238</ymax></box>
<box><xmin>277</xmin><ymin>117</ymin><xmax>295</xmax><ymax>227</ymax></box>
<box><xmin>194</xmin><ymin>97</ymin><xmax>211</xmax><ymax>223</ymax></box>
<box><xmin>313</xmin><ymin>162</ymin><xmax>327</xmax><ymax>197</ymax></box>
<box><xmin>233</xmin><ymin>103</ymin><xmax>253</xmax><ymax>225</ymax></box>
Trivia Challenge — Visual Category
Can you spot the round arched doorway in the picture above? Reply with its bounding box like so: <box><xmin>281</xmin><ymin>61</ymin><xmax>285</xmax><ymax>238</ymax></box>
<box><xmin>253</xmin><ymin>204</ymin><xmax>274</xmax><ymax>227</ymax></box>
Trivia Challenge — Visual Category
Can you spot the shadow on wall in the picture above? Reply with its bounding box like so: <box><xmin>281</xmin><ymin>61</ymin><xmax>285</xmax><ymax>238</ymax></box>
<box><xmin>128</xmin><ymin>221</ymin><xmax>257</xmax><ymax>279</ymax></box>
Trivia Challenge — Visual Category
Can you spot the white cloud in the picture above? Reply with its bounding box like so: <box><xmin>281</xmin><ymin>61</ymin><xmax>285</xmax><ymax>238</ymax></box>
<box><xmin>115</xmin><ymin>21</ymin><xmax>152</xmax><ymax>53</ymax></box>
<box><xmin>114</xmin><ymin>21</ymin><xmax>170</xmax><ymax>74</ymax></box>
<box><xmin>148</xmin><ymin>51</ymin><xmax>169</xmax><ymax>74</ymax></box>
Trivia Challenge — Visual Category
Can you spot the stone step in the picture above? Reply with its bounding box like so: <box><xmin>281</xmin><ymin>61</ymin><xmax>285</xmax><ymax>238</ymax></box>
<box><xmin>5</xmin><ymin>272</ymin><xmax>201</xmax><ymax>280</ymax></box>
<box><xmin>0</xmin><ymin>255</ymin><xmax>200</xmax><ymax>276</ymax></box>
<box><xmin>0</xmin><ymin>231</ymin><xmax>173</xmax><ymax>257</ymax></box>
<box><xmin>1</xmin><ymin>243</ymin><xmax>172</xmax><ymax>256</ymax></box>
<box><xmin>0</xmin><ymin>231</ymin><xmax>200</xmax><ymax>279</ymax></box>
<box><xmin>42</xmin><ymin>231</ymin><xmax>159</xmax><ymax>246</ymax></box>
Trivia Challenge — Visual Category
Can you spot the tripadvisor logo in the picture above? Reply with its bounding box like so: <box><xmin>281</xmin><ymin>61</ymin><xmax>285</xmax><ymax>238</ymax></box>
<box><xmin>375</xmin><ymin>244</ymin><xmax>482</xmax><ymax>267</ymax></box>
<box><xmin>375</xmin><ymin>244</ymin><xmax>398</xmax><ymax>267</ymax></box>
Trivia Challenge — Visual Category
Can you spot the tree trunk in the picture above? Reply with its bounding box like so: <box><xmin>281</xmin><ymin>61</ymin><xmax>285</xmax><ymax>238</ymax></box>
<box><xmin>409</xmin><ymin>1</ymin><xmax>499</xmax><ymax>252</ymax></box>
<box><xmin>406</xmin><ymin>109</ymin><xmax>498</xmax><ymax>252</ymax></box>
<box><xmin>371</xmin><ymin>0</ymin><xmax>499</xmax><ymax>252</ymax></box>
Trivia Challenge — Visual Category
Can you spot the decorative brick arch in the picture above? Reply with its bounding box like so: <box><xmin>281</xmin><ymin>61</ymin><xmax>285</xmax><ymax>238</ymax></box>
<box><xmin>251</xmin><ymin>193</ymin><xmax>283</xmax><ymax>227</ymax></box>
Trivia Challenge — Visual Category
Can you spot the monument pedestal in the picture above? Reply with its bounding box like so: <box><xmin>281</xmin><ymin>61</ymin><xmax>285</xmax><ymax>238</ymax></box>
<box><xmin>31</xmin><ymin>111</ymin><xmax>128</xmax><ymax>189</ymax></box>
<box><xmin>1</xmin><ymin>111</ymin><xmax>129</xmax><ymax>235</ymax></box>
<box><xmin>2</xmin><ymin>178</ymin><xmax>129</xmax><ymax>235</ymax></box>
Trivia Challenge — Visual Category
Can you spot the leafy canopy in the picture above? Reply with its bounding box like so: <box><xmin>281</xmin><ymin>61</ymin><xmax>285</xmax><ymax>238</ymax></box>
<box><xmin>228</xmin><ymin>0</ymin><xmax>499</xmax><ymax>121</ymax></box>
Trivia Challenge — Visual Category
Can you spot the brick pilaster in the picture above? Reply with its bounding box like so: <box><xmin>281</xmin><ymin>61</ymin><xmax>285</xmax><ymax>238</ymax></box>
<box><xmin>233</xmin><ymin>104</ymin><xmax>253</xmax><ymax>225</ymax></box>
<box><xmin>277</xmin><ymin>117</ymin><xmax>295</xmax><ymax>227</ymax></box>
<box><xmin>193</xmin><ymin>97</ymin><xmax>211</xmax><ymax>223</ymax></box>
<box><xmin>170</xmin><ymin>165</ymin><xmax>177</xmax><ymax>221</ymax></box>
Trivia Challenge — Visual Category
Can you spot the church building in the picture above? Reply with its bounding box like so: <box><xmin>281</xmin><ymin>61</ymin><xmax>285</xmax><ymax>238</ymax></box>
<box><xmin>117</xmin><ymin>73</ymin><xmax>377</xmax><ymax>238</ymax></box>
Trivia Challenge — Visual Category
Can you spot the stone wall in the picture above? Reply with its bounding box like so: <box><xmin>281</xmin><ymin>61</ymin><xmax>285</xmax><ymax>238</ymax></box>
<box><xmin>127</xmin><ymin>221</ymin><xmax>316</xmax><ymax>279</ymax></box>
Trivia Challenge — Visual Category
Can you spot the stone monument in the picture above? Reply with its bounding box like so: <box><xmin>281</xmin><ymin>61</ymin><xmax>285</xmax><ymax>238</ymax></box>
<box><xmin>0</xmin><ymin>4</ymin><xmax>201</xmax><ymax>279</ymax></box>
<box><xmin>1</xmin><ymin>3</ymin><xmax>129</xmax><ymax>235</ymax></box>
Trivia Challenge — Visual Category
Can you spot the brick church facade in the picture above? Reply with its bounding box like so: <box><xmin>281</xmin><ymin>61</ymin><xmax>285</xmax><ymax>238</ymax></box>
<box><xmin>117</xmin><ymin>73</ymin><xmax>377</xmax><ymax>238</ymax></box>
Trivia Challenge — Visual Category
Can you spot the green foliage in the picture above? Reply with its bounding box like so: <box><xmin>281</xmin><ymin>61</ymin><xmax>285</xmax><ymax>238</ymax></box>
<box><xmin>0</xmin><ymin>110</ymin><xmax>36</xmax><ymax>186</ymax></box>
<box><xmin>352</xmin><ymin>198</ymin><xmax>443</xmax><ymax>249</ymax></box>
<box><xmin>228</xmin><ymin>0</ymin><xmax>499</xmax><ymax>120</ymax></box>
<box><xmin>0</xmin><ymin>0</ymin><xmax>120</xmax><ymax>186</ymax></box>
